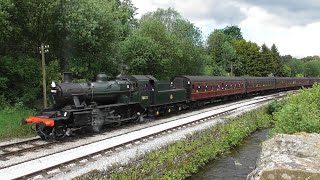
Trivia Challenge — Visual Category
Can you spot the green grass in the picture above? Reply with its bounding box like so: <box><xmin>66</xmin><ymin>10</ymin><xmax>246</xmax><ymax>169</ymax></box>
<box><xmin>0</xmin><ymin>107</ymin><xmax>36</xmax><ymax>139</ymax></box>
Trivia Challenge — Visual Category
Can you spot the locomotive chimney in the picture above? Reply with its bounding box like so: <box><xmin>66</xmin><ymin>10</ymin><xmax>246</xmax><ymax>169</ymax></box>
<box><xmin>63</xmin><ymin>72</ymin><xmax>73</xmax><ymax>83</ymax></box>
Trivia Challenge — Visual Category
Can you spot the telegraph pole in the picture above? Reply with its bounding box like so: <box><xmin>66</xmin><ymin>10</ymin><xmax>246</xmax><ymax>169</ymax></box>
<box><xmin>39</xmin><ymin>43</ymin><xmax>49</xmax><ymax>108</ymax></box>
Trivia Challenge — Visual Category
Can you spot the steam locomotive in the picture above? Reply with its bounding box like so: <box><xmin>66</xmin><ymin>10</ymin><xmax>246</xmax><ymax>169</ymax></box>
<box><xmin>22</xmin><ymin>72</ymin><xmax>320</xmax><ymax>139</ymax></box>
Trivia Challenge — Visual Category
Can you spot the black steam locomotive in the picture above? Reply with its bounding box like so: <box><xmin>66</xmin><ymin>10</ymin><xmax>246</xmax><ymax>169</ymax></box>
<box><xmin>22</xmin><ymin>72</ymin><xmax>320</xmax><ymax>139</ymax></box>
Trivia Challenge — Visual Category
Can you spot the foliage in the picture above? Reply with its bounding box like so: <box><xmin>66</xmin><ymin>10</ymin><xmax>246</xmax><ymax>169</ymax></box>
<box><xmin>231</xmin><ymin>39</ymin><xmax>261</xmax><ymax>76</ymax></box>
<box><xmin>0</xmin><ymin>0</ymin><xmax>137</xmax><ymax>107</ymax></box>
<box><xmin>121</xmin><ymin>33</ymin><xmax>164</xmax><ymax>76</ymax></box>
<box><xmin>0</xmin><ymin>107</ymin><xmax>36</xmax><ymax>139</ymax></box>
<box><xmin>266</xmin><ymin>100</ymin><xmax>286</xmax><ymax>115</ymax></box>
<box><xmin>0</xmin><ymin>56</ymin><xmax>41</xmax><ymax>106</ymax></box>
<box><xmin>207</xmin><ymin>30</ymin><xmax>238</xmax><ymax>76</ymax></box>
<box><xmin>304</xmin><ymin>60</ymin><xmax>320</xmax><ymax>77</ymax></box>
<box><xmin>285</xmin><ymin>59</ymin><xmax>305</xmax><ymax>77</ymax></box>
<box><xmin>273</xmin><ymin>84</ymin><xmax>320</xmax><ymax>134</ymax></box>
<box><xmin>222</xmin><ymin>25</ymin><xmax>243</xmax><ymax>40</ymax></box>
<box><xmin>121</xmin><ymin>8</ymin><xmax>206</xmax><ymax>79</ymax></box>
<box><xmin>270</xmin><ymin>44</ymin><xmax>284</xmax><ymax>76</ymax></box>
<box><xmin>284</xmin><ymin>56</ymin><xmax>320</xmax><ymax>77</ymax></box>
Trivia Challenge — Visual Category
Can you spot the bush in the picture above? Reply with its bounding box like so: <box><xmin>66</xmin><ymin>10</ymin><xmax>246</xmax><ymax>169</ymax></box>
<box><xmin>273</xmin><ymin>84</ymin><xmax>320</xmax><ymax>134</ymax></box>
<box><xmin>266</xmin><ymin>100</ymin><xmax>286</xmax><ymax>115</ymax></box>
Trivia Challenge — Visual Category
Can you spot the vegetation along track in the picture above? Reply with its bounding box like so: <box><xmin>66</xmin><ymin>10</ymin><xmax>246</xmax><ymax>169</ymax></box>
<box><xmin>0</xmin><ymin>92</ymin><xmax>287</xmax><ymax>179</ymax></box>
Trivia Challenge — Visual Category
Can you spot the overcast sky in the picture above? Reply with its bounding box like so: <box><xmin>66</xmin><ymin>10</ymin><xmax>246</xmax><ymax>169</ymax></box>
<box><xmin>131</xmin><ymin>0</ymin><xmax>320</xmax><ymax>57</ymax></box>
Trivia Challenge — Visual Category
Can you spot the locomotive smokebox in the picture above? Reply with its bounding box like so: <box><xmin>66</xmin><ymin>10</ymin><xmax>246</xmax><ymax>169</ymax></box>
<box><xmin>63</xmin><ymin>72</ymin><xmax>73</xmax><ymax>83</ymax></box>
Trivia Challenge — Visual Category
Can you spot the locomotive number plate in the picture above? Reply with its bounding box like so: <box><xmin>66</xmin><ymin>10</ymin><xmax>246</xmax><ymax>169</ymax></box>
<box><xmin>142</xmin><ymin>96</ymin><xmax>149</xmax><ymax>100</ymax></box>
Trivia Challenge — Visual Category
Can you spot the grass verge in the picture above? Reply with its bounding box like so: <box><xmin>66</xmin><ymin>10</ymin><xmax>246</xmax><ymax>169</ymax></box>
<box><xmin>75</xmin><ymin>107</ymin><xmax>272</xmax><ymax>180</ymax></box>
<box><xmin>0</xmin><ymin>107</ymin><xmax>36</xmax><ymax>139</ymax></box>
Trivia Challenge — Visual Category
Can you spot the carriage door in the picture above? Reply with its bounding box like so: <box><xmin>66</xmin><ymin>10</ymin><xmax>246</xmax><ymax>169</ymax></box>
<box><xmin>182</xmin><ymin>78</ymin><xmax>191</xmax><ymax>100</ymax></box>
<box><xmin>149</xmin><ymin>79</ymin><xmax>155</xmax><ymax>105</ymax></box>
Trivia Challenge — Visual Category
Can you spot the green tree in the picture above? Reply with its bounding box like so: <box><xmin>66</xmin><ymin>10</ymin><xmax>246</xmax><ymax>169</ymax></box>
<box><xmin>304</xmin><ymin>60</ymin><xmax>320</xmax><ymax>77</ymax></box>
<box><xmin>222</xmin><ymin>25</ymin><xmax>243</xmax><ymax>39</ymax></box>
<box><xmin>258</xmin><ymin>44</ymin><xmax>273</xmax><ymax>76</ymax></box>
<box><xmin>121</xmin><ymin>33</ymin><xmax>164</xmax><ymax>77</ymax></box>
<box><xmin>121</xmin><ymin>8</ymin><xmax>206</xmax><ymax>79</ymax></box>
<box><xmin>207</xmin><ymin>30</ymin><xmax>238</xmax><ymax>76</ymax></box>
<box><xmin>270</xmin><ymin>44</ymin><xmax>284</xmax><ymax>76</ymax></box>
<box><xmin>286</xmin><ymin>59</ymin><xmax>305</xmax><ymax>77</ymax></box>
<box><xmin>231</xmin><ymin>39</ymin><xmax>261</xmax><ymax>76</ymax></box>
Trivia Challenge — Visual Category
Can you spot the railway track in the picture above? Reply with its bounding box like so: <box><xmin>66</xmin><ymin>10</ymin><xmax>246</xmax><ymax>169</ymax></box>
<box><xmin>0</xmin><ymin>92</ymin><xmax>286</xmax><ymax>179</ymax></box>
<box><xmin>0</xmin><ymin>93</ymin><xmax>271</xmax><ymax>162</ymax></box>
<box><xmin>0</xmin><ymin>140</ymin><xmax>56</xmax><ymax>161</ymax></box>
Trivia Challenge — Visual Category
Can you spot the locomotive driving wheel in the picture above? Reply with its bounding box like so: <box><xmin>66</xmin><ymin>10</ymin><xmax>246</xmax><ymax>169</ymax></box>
<box><xmin>35</xmin><ymin>122</ymin><xmax>53</xmax><ymax>140</ymax></box>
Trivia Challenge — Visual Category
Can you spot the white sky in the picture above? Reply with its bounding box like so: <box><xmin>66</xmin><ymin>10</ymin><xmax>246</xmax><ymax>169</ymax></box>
<box><xmin>131</xmin><ymin>0</ymin><xmax>320</xmax><ymax>58</ymax></box>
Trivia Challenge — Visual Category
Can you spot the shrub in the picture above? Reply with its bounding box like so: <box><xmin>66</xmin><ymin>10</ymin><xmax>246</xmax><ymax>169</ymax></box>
<box><xmin>273</xmin><ymin>84</ymin><xmax>320</xmax><ymax>134</ymax></box>
<box><xmin>266</xmin><ymin>99</ymin><xmax>286</xmax><ymax>115</ymax></box>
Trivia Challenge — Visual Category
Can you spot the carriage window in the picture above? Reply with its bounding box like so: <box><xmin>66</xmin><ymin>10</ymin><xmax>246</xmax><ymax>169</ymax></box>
<box><xmin>221</xmin><ymin>83</ymin><xmax>224</xmax><ymax>90</ymax></box>
<box><xmin>217</xmin><ymin>85</ymin><xmax>220</xmax><ymax>90</ymax></box>
<box><xmin>197</xmin><ymin>83</ymin><xmax>201</xmax><ymax>91</ymax></box>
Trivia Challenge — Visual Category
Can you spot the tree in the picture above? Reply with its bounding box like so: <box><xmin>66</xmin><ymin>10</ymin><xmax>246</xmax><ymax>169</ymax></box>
<box><xmin>222</xmin><ymin>25</ymin><xmax>243</xmax><ymax>40</ymax></box>
<box><xmin>207</xmin><ymin>30</ymin><xmax>238</xmax><ymax>76</ymax></box>
<box><xmin>232</xmin><ymin>40</ymin><xmax>261</xmax><ymax>76</ymax></box>
<box><xmin>258</xmin><ymin>44</ymin><xmax>273</xmax><ymax>76</ymax></box>
<box><xmin>286</xmin><ymin>59</ymin><xmax>305</xmax><ymax>77</ymax></box>
<box><xmin>121</xmin><ymin>8</ymin><xmax>206</xmax><ymax>79</ymax></box>
<box><xmin>270</xmin><ymin>44</ymin><xmax>284</xmax><ymax>76</ymax></box>
<box><xmin>304</xmin><ymin>60</ymin><xmax>320</xmax><ymax>77</ymax></box>
<box><xmin>121</xmin><ymin>22</ymin><xmax>166</xmax><ymax>77</ymax></box>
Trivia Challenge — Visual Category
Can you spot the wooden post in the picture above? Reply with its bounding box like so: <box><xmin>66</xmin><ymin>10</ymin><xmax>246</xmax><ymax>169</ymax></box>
<box><xmin>40</xmin><ymin>43</ymin><xmax>47</xmax><ymax>108</ymax></box>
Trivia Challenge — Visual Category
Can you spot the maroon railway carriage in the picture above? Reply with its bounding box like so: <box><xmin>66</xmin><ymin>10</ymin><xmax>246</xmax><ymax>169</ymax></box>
<box><xmin>275</xmin><ymin>77</ymin><xmax>297</xmax><ymax>89</ymax></box>
<box><xmin>308</xmin><ymin>77</ymin><xmax>320</xmax><ymax>86</ymax></box>
<box><xmin>274</xmin><ymin>77</ymin><xmax>317</xmax><ymax>90</ymax></box>
<box><xmin>243</xmin><ymin>77</ymin><xmax>276</xmax><ymax>93</ymax></box>
<box><xmin>294</xmin><ymin>77</ymin><xmax>311</xmax><ymax>88</ymax></box>
<box><xmin>173</xmin><ymin>76</ymin><xmax>246</xmax><ymax>101</ymax></box>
